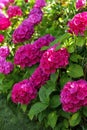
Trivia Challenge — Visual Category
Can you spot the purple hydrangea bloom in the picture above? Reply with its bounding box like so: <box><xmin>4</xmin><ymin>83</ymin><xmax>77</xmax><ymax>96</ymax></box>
<box><xmin>34</xmin><ymin>0</ymin><xmax>46</xmax><ymax>8</ymax></box>
<box><xmin>0</xmin><ymin>57</ymin><xmax>14</xmax><ymax>74</ymax></box>
<box><xmin>28</xmin><ymin>7</ymin><xmax>43</xmax><ymax>25</ymax></box>
<box><xmin>12</xmin><ymin>18</ymin><xmax>34</xmax><ymax>44</ymax></box>
<box><xmin>0</xmin><ymin>46</ymin><xmax>10</xmax><ymax>58</ymax></box>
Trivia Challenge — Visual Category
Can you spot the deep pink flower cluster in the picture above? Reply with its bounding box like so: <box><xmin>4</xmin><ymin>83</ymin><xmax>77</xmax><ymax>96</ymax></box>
<box><xmin>40</xmin><ymin>45</ymin><xmax>70</xmax><ymax>74</ymax></box>
<box><xmin>76</xmin><ymin>0</ymin><xmax>86</xmax><ymax>10</ymax></box>
<box><xmin>68</xmin><ymin>12</ymin><xmax>87</xmax><ymax>35</ymax></box>
<box><xmin>14</xmin><ymin>34</ymin><xmax>55</xmax><ymax>68</ymax></box>
<box><xmin>0</xmin><ymin>56</ymin><xmax>14</xmax><ymax>74</ymax></box>
<box><xmin>0</xmin><ymin>17</ymin><xmax>11</xmax><ymax>30</ymax></box>
<box><xmin>0</xmin><ymin>46</ymin><xmax>10</xmax><ymax>58</ymax></box>
<box><xmin>60</xmin><ymin>79</ymin><xmax>87</xmax><ymax>113</ymax></box>
<box><xmin>0</xmin><ymin>34</ymin><xmax>4</xmax><ymax>43</ymax></box>
<box><xmin>11</xmin><ymin>79</ymin><xmax>37</xmax><ymax>104</ymax></box>
<box><xmin>12</xmin><ymin>19</ymin><xmax>34</xmax><ymax>43</ymax></box>
<box><xmin>28</xmin><ymin>8</ymin><xmax>43</xmax><ymax>25</ymax></box>
<box><xmin>7</xmin><ymin>6</ymin><xmax>22</xmax><ymax>18</ymax></box>
<box><xmin>34</xmin><ymin>0</ymin><xmax>46</xmax><ymax>8</ymax></box>
<box><xmin>29</xmin><ymin>66</ymin><xmax>50</xmax><ymax>89</ymax></box>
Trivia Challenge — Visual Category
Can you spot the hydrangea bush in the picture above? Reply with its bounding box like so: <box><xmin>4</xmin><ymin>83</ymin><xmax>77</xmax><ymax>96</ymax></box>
<box><xmin>1</xmin><ymin>0</ymin><xmax>87</xmax><ymax>129</ymax></box>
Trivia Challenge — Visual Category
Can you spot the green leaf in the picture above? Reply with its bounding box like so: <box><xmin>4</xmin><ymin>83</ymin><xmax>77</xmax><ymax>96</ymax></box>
<box><xmin>83</xmin><ymin>107</ymin><xmax>87</xmax><ymax>117</ymax></box>
<box><xmin>67</xmin><ymin>64</ymin><xmax>84</xmax><ymax>78</ymax></box>
<box><xmin>60</xmin><ymin>74</ymin><xmax>72</xmax><ymax>88</ymax></box>
<box><xmin>47</xmin><ymin>111</ymin><xmax>58</xmax><ymax>128</ymax></box>
<box><xmin>50</xmin><ymin>71</ymin><xmax>59</xmax><ymax>83</ymax></box>
<box><xmin>41</xmin><ymin>46</ymin><xmax>49</xmax><ymax>51</ymax></box>
<box><xmin>69</xmin><ymin>112</ymin><xmax>81</xmax><ymax>127</ymax></box>
<box><xmin>50</xmin><ymin>33</ymin><xmax>70</xmax><ymax>47</ymax></box>
<box><xmin>21</xmin><ymin>104</ymin><xmax>27</xmax><ymax>112</ymax></box>
<box><xmin>68</xmin><ymin>45</ymin><xmax>74</xmax><ymax>53</ymax></box>
<box><xmin>63</xmin><ymin>119</ymin><xmax>69</xmax><ymax>128</ymax></box>
<box><xmin>70</xmin><ymin>54</ymin><xmax>82</xmax><ymax>63</ymax></box>
<box><xmin>28</xmin><ymin>102</ymin><xmax>48</xmax><ymax>120</ymax></box>
<box><xmin>59</xmin><ymin>110</ymin><xmax>71</xmax><ymax>119</ymax></box>
<box><xmin>39</xmin><ymin>87</ymin><xmax>49</xmax><ymax>104</ymax></box>
<box><xmin>50</xmin><ymin>95</ymin><xmax>61</xmax><ymax>108</ymax></box>
<box><xmin>0</xmin><ymin>74</ymin><xmax>4</xmax><ymax>84</ymax></box>
<box><xmin>76</xmin><ymin>36</ymin><xmax>85</xmax><ymax>46</ymax></box>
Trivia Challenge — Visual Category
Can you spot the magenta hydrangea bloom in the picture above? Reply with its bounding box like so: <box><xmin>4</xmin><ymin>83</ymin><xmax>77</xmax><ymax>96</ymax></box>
<box><xmin>60</xmin><ymin>79</ymin><xmax>87</xmax><ymax>113</ymax></box>
<box><xmin>0</xmin><ymin>17</ymin><xmax>11</xmax><ymax>30</ymax></box>
<box><xmin>11</xmin><ymin>79</ymin><xmax>37</xmax><ymax>104</ymax></box>
<box><xmin>76</xmin><ymin>0</ymin><xmax>86</xmax><ymax>10</ymax></box>
<box><xmin>14</xmin><ymin>34</ymin><xmax>55</xmax><ymax>68</ymax></box>
<box><xmin>40</xmin><ymin>45</ymin><xmax>70</xmax><ymax>74</ymax></box>
<box><xmin>0</xmin><ymin>46</ymin><xmax>10</xmax><ymax>58</ymax></box>
<box><xmin>7</xmin><ymin>6</ymin><xmax>22</xmax><ymax>18</ymax></box>
<box><xmin>28</xmin><ymin>8</ymin><xmax>43</xmax><ymax>25</ymax></box>
<box><xmin>0</xmin><ymin>57</ymin><xmax>14</xmax><ymax>75</ymax></box>
<box><xmin>68</xmin><ymin>12</ymin><xmax>87</xmax><ymax>36</ymax></box>
<box><xmin>34</xmin><ymin>0</ymin><xmax>46</xmax><ymax>8</ymax></box>
<box><xmin>29</xmin><ymin>66</ymin><xmax>50</xmax><ymax>89</ymax></box>
<box><xmin>0</xmin><ymin>34</ymin><xmax>4</xmax><ymax>43</ymax></box>
<box><xmin>12</xmin><ymin>18</ymin><xmax>34</xmax><ymax>43</ymax></box>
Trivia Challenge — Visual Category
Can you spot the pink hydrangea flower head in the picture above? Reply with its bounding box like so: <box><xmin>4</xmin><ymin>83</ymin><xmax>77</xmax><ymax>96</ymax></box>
<box><xmin>7</xmin><ymin>6</ymin><xmax>22</xmax><ymax>18</ymax></box>
<box><xmin>14</xmin><ymin>34</ymin><xmax>55</xmax><ymax>68</ymax></box>
<box><xmin>29</xmin><ymin>66</ymin><xmax>50</xmax><ymax>89</ymax></box>
<box><xmin>40</xmin><ymin>45</ymin><xmax>70</xmax><ymax>74</ymax></box>
<box><xmin>60</xmin><ymin>79</ymin><xmax>87</xmax><ymax>113</ymax></box>
<box><xmin>0</xmin><ymin>46</ymin><xmax>10</xmax><ymax>58</ymax></box>
<box><xmin>28</xmin><ymin>8</ymin><xmax>43</xmax><ymax>25</ymax></box>
<box><xmin>76</xmin><ymin>0</ymin><xmax>86</xmax><ymax>10</ymax></box>
<box><xmin>11</xmin><ymin>79</ymin><xmax>37</xmax><ymax>104</ymax></box>
<box><xmin>0</xmin><ymin>57</ymin><xmax>14</xmax><ymax>75</ymax></box>
<box><xmin>12</xmin><ymin>18</ymin><xmax>34</xmax><ymax>43</ymax></box>
<box><xmin>68</xmin><ymin>12</ymin><xmax>87</xmax><ymax>35</ymax></box>
<box><xmin>0</xmin><ymin>34</ymin><xmax>4</xmax><ymax>43</ymax></box>
<box><xmin>34</xmin><ymin>0</ymin><xmax>46</xmax><ymax>8</ymax></box>
<box><xmin>0</xmin><ymin>17</ymin><xmax>11</xmax><ymax>30</ymax></box>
